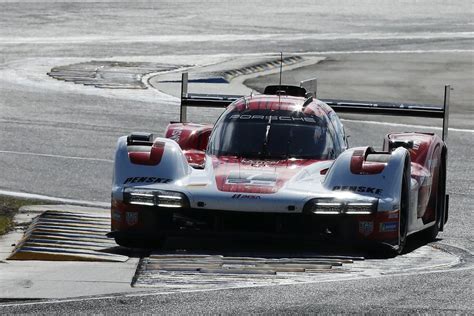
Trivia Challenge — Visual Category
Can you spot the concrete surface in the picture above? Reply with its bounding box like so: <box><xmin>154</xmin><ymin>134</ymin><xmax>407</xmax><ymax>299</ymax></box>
<box><xmin>0</xmin><ymin>205</ymin><xmax>147</xmax><ymax>299</ymax></box>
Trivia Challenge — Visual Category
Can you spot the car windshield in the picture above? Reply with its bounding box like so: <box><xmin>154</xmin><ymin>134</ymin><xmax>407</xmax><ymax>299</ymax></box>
<box><xmin>208</xmin><ymin>110</ymin><xmax>333</xmax><ymax>159</ymax></box>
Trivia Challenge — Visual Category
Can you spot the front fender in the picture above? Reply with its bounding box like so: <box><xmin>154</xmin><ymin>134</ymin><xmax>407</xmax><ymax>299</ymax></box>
<box><xmin>112</xmin><ymin>136</ymin><xmax>191</xmax><ymax>199</ymax></box>
<box><xmin>323</xmin><ymin>147</ymin><xmax>410</xmax><ymax>211</ymax></box>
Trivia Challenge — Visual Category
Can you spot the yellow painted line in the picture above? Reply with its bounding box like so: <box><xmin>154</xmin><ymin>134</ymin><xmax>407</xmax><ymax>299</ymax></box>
<box><xmin>37</xmin><ymin>217</ymin><xmax>110</xmax><ymax>224</ymax></box>
<box><xmin>27</xmin><ymin>233</ymin><xmax>116</xmax><ymax>244</ymax></box>
<box><xmin>30</xmin><ymin>225</ymin><xmax>110</xmax><ymax>234</ymax></box>
<box><xmin>42</xmin><ymin>211</ymin><xmax>109</xmax><ymax>217</ymax></box>
<box><xmin>29</xmin><ymin>230</ymin><xmax>110</xmax><ymax>240</ymax></box>
<box><xmin>29</xmin><ymin>228</ymin><xmax>110</xmax><ymax>237</ymax></box>
<box><xmin>23</xmin><ymin>238</ymin><xmax>117</xmax><ymax>248</ymax></box>
<box><xmin>42</xmin><ymin>213</ymin><xmax>109</xmax><ymax>221</ymax></box>
<box><xmin>22</xmin><ymin>241</ymin><xmax>111</xmax><ymax>251</ymax></box>
<box><xmin>9</xmin><ymin>250</ymin><xmax>127</xmax><ymax>262</ymax></box>
<box><xmin>29</xmin><ymin>220</ymin><xmax>110</xmax><ymax>228</ymax></box>
<box><xmin>8</xmin><ymin>210</ymin><xmax>124</xmax><ymax>262</ymax></box>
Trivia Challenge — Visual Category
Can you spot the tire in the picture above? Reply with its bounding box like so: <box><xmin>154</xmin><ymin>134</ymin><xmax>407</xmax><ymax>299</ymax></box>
<box><xmin>421</xmin><ymin>150</ymin><xmax>446</xmax><ymax>242</ymax></box>
<box><xmin>396</xmin><ymin>157</ymin><xmax>411</xmax><ymax>255</ymax></box>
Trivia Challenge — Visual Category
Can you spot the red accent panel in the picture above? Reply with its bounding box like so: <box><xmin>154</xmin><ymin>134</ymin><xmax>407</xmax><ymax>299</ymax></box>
<box><xmin>361</xmin><ymin>162</ymin><xmax>386</xmax><ymax>174</ymax></box>
<box><xmin>356</xmin><ymin>210</ymin><xmax>399</xmax><ymax>241</ymax></box>
<box><xmin>213</xmin><ymin>156</ymin><xmax>323</xmax><ymax>194</ymax></box>
<box><xmin>350</xmin><ymin>150</ymin><xmax>365</xmax><ymax>174</ymax></box>
<box><xmin>183</xmin><ymin>149</ymin><xmax>206</xmax><ymax>168</ymax></box>
<box><xmin>129</xmin><ymin>142</ymin><xmax>165</xmax><ymax>166</ymax></box>
<box><xmin>350</xmin><ymin>148</ymin><xmax>386</xmax><ymax>175</ymax></box>
<box><xmin>111</xmin><ymin>199</ymin><xmax>143</xmax><ymax>231</ymax></box>
<box><xmin>165</xmin><ymin>123</ymin><xmax>213</xmax><ymax>151</ymax></box>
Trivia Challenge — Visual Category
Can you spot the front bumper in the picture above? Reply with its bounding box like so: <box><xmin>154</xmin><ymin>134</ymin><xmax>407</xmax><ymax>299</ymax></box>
<box><xmin>109</xmin><ymin>200</ymin><xmax>400</xmax><ymax>245</ymax></box>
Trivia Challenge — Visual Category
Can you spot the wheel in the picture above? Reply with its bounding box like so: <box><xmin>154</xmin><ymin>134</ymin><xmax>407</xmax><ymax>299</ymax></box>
<box><xmin>396</xmin><ymin>157</ymin><xmax>411</xmax><ymax>255</ymax></box>
<box><xmin>420</xmin><ymin>150</ymin><xmax>446</xmax><ymax>241</ymax></box>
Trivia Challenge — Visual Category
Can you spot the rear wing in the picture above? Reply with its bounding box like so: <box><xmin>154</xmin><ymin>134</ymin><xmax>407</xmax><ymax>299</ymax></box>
<box><xmin>179</xmin><ymin>72</ymin><xmax>452</xmax><ymax>142</ymax></box>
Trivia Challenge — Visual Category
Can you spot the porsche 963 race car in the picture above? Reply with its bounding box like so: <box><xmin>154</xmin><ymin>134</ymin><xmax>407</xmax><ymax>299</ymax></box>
<box><xmin>108</xmin><ymin>74</ymin><xmax>450</xmax><ymax>254</ymax></box>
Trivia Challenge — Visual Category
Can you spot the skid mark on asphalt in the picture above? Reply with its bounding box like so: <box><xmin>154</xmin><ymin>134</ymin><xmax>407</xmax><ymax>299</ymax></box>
<box><xmin>132</xmin><ymin>246</ymin><xmax>459</xmax><ymax>291</ymax></box>
<box><xmin>8</xmin><ymin>211</ymin><xmax>126</xmax><ymax>262</ymax></box>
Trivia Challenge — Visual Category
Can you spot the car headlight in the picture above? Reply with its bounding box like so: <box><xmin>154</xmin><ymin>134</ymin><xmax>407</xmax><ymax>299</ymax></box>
<box><xmin>305</xmin><ymin>198</ymin><xmax>377</xmax><ymax>215</ymax></box>
<box><xmin>123</xmin><ymin>188</ymin><xmax>189</xmax><ymax>208</ymax></box>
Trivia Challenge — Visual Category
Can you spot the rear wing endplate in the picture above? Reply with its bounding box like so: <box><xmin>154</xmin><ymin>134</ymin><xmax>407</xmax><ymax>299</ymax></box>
<box><xmin>179</xmin><ymin>72</ymin><xmax>452</xmax><ymax>143</ymax></box>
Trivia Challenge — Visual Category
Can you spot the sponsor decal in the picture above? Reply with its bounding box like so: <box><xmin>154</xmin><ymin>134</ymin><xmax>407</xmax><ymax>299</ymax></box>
<box><xmin>388</xmin><ymin>212</ymin><xmax>399</xmax><ymax>219</ymax></box>
<box><xmin>359</xmin><ymin>221</ymin><xmax>374</xmax><ymax>236</ymax></box>
<box><xmin>379</xmin><ymin>222</ymin><xmax>398</xmax><ymax>232</ymax></box>
<box><xmin>169</xmin><ymin>129</ymin><xmax>182</xmax><ymax>142</ymax></box>
<box><xmin>231</xmin><ymin>194</ymin><xmax>261</xmax><ymax>199</ymax></box>
<box><xmin>124</xmin><ymin>177</ymin><xmax>171</xmax><ymax>184</ymax></box>
<box><xmin>241</xmin><ymin>159</ymin><xmax>282</xmax><ymax>167</ymax></box>
<box><xmin>111</xmin><ymin>210</ymin><xmax>121</xmax><ymax>222</ymax></box>
<box><xmin>125</xmin><ymin>212</ymin><xmax>138</xmax><ymax>226</ymax></box>
<box><xmin>229</xmin><ymin>114</ymin><xmax>318</xmax><ymax>123</ymax></box>
<box><xmin>333</xmin><ymin>186</ymin><xmax>383</xmax><ymax>195</ymax></box>
<box><xmin>226</xmin><ymin>171</ymin><xmax>277</xmax><ymax>186</ymax></box>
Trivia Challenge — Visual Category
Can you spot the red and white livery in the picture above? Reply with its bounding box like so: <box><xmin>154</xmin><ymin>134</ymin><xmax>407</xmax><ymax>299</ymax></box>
<box><xmin>108</xmin><ymin>76</ymin><xmax>450</xmax><ymax>255</ymax></box>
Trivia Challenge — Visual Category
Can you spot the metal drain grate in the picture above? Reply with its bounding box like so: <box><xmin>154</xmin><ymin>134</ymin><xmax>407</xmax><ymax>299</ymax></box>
<box><xmin>133</xmin><ymin>252</ymin><xmax>363</xmax><ymax>289</ymax></box>
<box><xmin>8</xmin><ymin>210</ymin><xmax>127</xmax><ymax>262</ymax></box>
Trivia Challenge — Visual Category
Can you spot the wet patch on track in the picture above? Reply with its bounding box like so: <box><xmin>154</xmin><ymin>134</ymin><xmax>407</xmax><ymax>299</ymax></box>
<box><xmin>8</xmin><ymin>210</ymin><xmax>127</xmax><ymax>262</ymax></box>
<box><xmin>47</xmin><ymin>61</ymin><xmax>186</xmax><ymax>89</ymax></box>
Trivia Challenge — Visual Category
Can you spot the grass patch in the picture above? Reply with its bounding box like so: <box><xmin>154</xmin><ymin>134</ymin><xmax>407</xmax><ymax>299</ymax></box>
<box><xmin>0</xmin><ymin>195</ymin><xmax>45</xmax><ymax>236</ymax></box>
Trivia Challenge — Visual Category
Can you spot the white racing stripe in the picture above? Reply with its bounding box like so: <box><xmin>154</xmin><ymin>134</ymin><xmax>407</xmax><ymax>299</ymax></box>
<box><xmin>0</xmin><ymin>150</ymin><xmax>113</xmax><ymax>163</ymax></box>
<box><xmin>340</xmin><ymin>119</ymin><xmax>474</xmax><ymax>133</ymax></box>
<box><xmin>0</xmin><ymin>189</ymin><xmax>108</xmax><ymax>207</ymax></box>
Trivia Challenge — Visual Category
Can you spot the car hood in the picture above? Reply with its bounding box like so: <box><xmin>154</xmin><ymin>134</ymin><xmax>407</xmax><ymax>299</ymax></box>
<box><xmin>211</xmin><ymin>155</ymin><xmax>323</xmax><ymax>194</ymax></box>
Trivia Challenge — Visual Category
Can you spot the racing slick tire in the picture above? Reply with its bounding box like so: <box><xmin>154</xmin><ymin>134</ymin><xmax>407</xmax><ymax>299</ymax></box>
<box><xmin>395</xmin><ymin>156</ymin><xmax>411</xmax><ymax>255</ymax></box>
<box><xmin>420</xmin><ymin>148</ymin><xmax>446</xmax><ymax>242</ymax></box>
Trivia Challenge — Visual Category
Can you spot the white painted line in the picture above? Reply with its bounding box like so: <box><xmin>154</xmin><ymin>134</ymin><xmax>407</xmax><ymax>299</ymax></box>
<box><xmin>340</xmin><ymin>119</ymin><xmax>474</xmax><ymax>134</ymax></box>
<box><xmin>0</xmin><ymin>189</ymin><xmax>109</xmax><ymax>208</ymax></box>
<box><xmin>0</xmin><ymin>150</ymin><xmax>113</xmax><ymax>163</ymax></box>
<box><xmin>1</xmin><ymin>32</ymin><xmax>472</xmax><ymax>44</ymax></box>
<box><xmin>297</xmin><ymin>49</ymin><xmax>474</xmax><ymax>55</ymax></box>
<box><xmin>209</xmin><ymin>49</ymin><xmax>474</xmax><ymax>60</ymax></box>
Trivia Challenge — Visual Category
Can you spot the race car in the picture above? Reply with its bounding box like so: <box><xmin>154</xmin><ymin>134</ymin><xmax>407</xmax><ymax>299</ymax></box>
<box><xmin>107</xmin><ymin>74</ymin><xmax>450</xmax><ymax>255</ymax></box>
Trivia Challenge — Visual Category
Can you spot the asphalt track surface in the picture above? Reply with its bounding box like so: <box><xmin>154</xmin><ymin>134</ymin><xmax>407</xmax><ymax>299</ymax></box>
<box><xmin>0</xmin><ymin>1</ymin><xmax>473</xmax><ymax>313</ymax></box>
